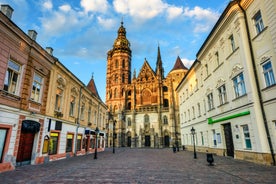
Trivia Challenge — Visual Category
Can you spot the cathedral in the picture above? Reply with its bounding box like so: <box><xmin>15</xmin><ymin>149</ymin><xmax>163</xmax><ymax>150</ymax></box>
<box><xmin>106</xmin><ymin>22</ymin><xmax>188</xmax><ymax>148</ymax></box>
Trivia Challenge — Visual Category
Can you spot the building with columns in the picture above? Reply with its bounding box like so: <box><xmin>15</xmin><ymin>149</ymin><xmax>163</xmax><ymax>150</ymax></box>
<box><xmin>106</xmin><ymin>22</ymin><xmax>188</xmax><ymax>148</ymax></box>
<box><xmin>177</xmin><ymin>0</ymin><xmax>276</xmax><ymax>165</ymax></box>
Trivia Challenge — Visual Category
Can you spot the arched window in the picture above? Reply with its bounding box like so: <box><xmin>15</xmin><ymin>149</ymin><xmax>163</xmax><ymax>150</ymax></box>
<box><xmin>163</xmin><ymin>99</ymin><xmax>169</xmax><ymax>107</ymax></box>
<box><xmin>163</xmin><ymin>86</ymin><xmax>168</xmax><ymax>92</ymax></box>
<box><xmin>127</xmin><ymin>102</ymin><xmax>131</xmax><ymax>110</ymax></box>
<box><xmin>122</xmin><ymin>59</ymin><xmax>125</xmax><ymax>68</ymax></box>
<box><xmin>163</xmin><ymin>115</ymin><xmax>168</xmax><ymax>124</ymax></box>
<box><xmin>114</xmin><ymin>88</ymin><xmax>117</xmax><ymax>98</ymax></box>
<box><xmin>115</xmin><ymin>60</ymin><xmax>118</xmax><ymax>68</ymax></box>
<box><xmin>122</xmin><ymin>74</ymin><xmax>125</xmax><ymax>83</ymax></box>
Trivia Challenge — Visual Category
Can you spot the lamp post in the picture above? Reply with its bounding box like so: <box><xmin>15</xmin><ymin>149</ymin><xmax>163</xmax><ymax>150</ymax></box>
<box><xmin>113</xmin><ymin>120</ymin><xmax>116</xmax><ymax>154</ymax></box>
<box><xmin>191</xmin><ymin>127</ymin><xmax>197</xmax><ymax>159</ymax></box>
<box><xmin>94</xmin><ymin>127</ymin><xmax>99</xmax><ymax>159</ymax></box>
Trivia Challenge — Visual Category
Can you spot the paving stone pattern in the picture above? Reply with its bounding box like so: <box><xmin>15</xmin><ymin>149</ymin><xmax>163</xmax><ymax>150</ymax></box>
<box><xmin>0</xmin><ymin>148</ymin><xmax>275</xmax><ymax>184</ymax></box>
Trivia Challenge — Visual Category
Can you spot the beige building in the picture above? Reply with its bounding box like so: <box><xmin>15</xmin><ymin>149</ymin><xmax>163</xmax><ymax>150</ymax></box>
<box><xmin>177</xmin><ymin>0</ymin><xmax>276</xmax><ymax>165</ymax></box>
<box><xmin>106</xmin><ymin>22</ymin><xmax>188</xmax><ymax>148</ymax></box>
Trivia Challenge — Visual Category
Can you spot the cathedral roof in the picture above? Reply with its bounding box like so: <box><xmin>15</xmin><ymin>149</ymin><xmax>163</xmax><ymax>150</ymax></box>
<box><xmin>170</xmin><ymin>56</ymin><xmax>188</xmax><ymax>72</ymax></box>
<box><xmin>87</xmin><ymin>75</ymin><xmax>101</xmax><ymax>100</ymax></box>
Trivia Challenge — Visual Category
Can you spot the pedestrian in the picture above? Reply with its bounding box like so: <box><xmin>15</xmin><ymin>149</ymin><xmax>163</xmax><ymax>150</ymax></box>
<box><xmin>173</xmin><ymin>145</ymin><xmax>176</xmax><ymax>153</ymax></box>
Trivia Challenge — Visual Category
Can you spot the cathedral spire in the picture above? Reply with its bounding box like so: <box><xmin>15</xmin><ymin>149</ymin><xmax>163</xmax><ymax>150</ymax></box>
<box><xmin>156</xmin><ymin>45</ymin><xmax>164</xmax><ymax>79</ymax></box>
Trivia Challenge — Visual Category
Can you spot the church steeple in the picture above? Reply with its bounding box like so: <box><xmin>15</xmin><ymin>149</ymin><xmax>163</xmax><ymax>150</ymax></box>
<box><xmin>156</xmin><ymin>45</ymin><xmax>164</xmax><ymax>79</ymax></box>
<box><xmin>112</xmin><ymin>21</ymin><xmax>131</xmax><ymax>55</ymax></box>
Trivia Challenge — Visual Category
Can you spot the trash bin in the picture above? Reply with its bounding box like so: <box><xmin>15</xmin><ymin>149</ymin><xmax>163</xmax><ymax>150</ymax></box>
<box><xmin>206</xmin><ymin>153</ymin><xmax>214</xmax><ymax>166</ymax></box>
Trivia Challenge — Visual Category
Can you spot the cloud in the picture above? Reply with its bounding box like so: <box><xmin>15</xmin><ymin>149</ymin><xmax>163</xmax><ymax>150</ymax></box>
<box><xmin>42</xmin><ymin>0</ymin><xmax>53</xmax><ymax>11</ymax></box>
<box><xmin>113</xmin><ymin>0</ymin><xmax>166</xmax><ymax>21</ymax></box>
<box><xmin>59</xmin><ymin>4</ymin><xmax>71</xmax><ymax>12</ymax></box>
<box><xmin>181</xmin><ymin>58</ymin><xmax>194</xmax><ymax>68</ymax></box>
<box><xmin>38</xmin><ymin>3</ymin><xmax>91</xmax><ymax>39</ymax></box>
<box><xmin>166</xmin><ymin>6</ymin><xmax>183</xmax><ymax>20</ymax></box>
<box><xmin>183</xmin><ymin>6</ymin><xmax>219</xmax><ymax>33</ymax></box>
<box><xmin>80</xmin><ymin>0</ymin><xmax>108</xmax><ymax>13</ymax></box>
<box><xmin>97</xmin><ymin>16</ymin><xmax>116</xmax><ymax>29</ymax></box>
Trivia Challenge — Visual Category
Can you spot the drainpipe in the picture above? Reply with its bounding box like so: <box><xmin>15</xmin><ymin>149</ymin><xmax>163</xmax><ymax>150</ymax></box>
<box><xmin>238</xmin><ymin>1</ymin><xmax>275</xmax><ymax>165</ymax></box>
<box><xmin>74</xmin><ymin>86</ymin><xmax>82</xmax><ymax>156</ymax></box>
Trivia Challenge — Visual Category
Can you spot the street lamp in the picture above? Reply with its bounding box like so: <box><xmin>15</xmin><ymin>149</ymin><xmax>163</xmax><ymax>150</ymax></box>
<box><xmin>191</xmin><ymin>127</ymin><xmax>197</xmax><ymax>159</ymax></box>
<box><xmin>94</xmin><ymin>127</ymin><xmax>99</xmax><ymax>159</ymax></box>
<box><xmin>113</xmin><ymin>120</ymin><xmax>116</xmax><ymax>154</ymax></box>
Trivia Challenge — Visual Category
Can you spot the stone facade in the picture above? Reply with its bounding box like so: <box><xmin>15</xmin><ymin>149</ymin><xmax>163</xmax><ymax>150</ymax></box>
<box><xmin>106</xmin><ymin>22</ymin><xmax>188</xmax><ymax>148</ymax></box>
<box><xmin>177</xmin><ymin>0</ymin><xmax>276</xmax><ymax>165</ymax></box>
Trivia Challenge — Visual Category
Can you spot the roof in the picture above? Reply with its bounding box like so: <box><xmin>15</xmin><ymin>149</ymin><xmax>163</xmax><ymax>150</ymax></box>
<box><xmin>87</xmin><ymin>77</ymin><xmax>101</xmax><ymax>100</ymax></box>
<box><xmin>170</xmin><ymin>56</ymin><xmax>188</xmax><ymax>72</ymax></box>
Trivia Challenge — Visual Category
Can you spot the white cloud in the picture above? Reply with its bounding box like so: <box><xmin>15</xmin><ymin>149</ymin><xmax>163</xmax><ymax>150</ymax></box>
<box><xmin>39</xmin><ymin>3</ymin><xmax>89</xmax><ymax>37</ymax></box>
<box><xmin>97</xmin><ymin>17</ymin><xmax>116</xmax><ymax>29</ymax></box>
<box><xmin>166</xmin><ymin>6</ymin><xmax>183</xmax><ymax>20</ymax></box>
<box><xmin>181</xmin><ymin>58</ymin><xmax>194</xmax><ymax>68</ymax></box>
<box><xmin>59</xmin><ymin>4</ymin><xmax>71</xmax><ymax>12</ymax></box>
<box><xmin>113</xmin><ymin>0</ymin><xmax>166</xmax><ymax>21</ymax></box>
<box><xmin>80</xmin><ymin>0</ymin><xmax>108</xmax><ymax>13</ymax></box>
<box><xmin>183</xmin><ymin>6</ymin><xmax>218</xmax><ymax>21</ymax></box>
<box><xmin>42</xmin><ymin>0</ymin><xmax>53</xmax><ymax>10</ymax></box>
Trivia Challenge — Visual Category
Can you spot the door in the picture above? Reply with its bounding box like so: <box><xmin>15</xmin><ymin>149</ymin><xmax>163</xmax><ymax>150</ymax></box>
<box><xmin>145</xmin><ymin>135</ymin><xmax>150</xmax><ymax>147</ymax></box>
<box><xmin>127</xmin><ymin>136</ymin><xmax>131</xmax><ymax>147</ymax></box>
<box><xmin>16</xmin><ymin>132</ymin><xmax>35</xmax><ymax>165</ymax></box>
<box><xmin>223</xmin><ymin>123</ymin><xmax>234</xmax><ymax>157</ymax></box>
<box><xmin>164</xmin><ymin>136</ymin><xmax>170</xmax><ymax>147</ymax></box>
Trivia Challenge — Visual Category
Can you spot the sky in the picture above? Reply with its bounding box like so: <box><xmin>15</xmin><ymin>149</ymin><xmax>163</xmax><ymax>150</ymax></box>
<box><xmin>2</xmin><ymin>0</ymin><xmax>229</xmax><ymax>101</ymax></box>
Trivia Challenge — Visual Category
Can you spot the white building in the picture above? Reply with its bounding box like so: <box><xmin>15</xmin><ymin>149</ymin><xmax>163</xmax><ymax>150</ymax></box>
<box><xmin>176</xmin><ymin>0</ymin><xmax>276</xmax><ymax>165</ymax></box>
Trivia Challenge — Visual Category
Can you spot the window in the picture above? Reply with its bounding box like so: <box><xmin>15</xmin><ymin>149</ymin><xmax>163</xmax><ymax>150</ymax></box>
<box><xmin>144</xmin><ymin>114</ymin><xmax>149</xmax><ymax>123</ymax></box>
<box><xmin>69</xmin><ymin>96</ymin><xmax>76</xmax><ymax>116</ymax></box>
<box><xmin>80</xmin><ymin>103</ymin><xmax>85</xmax><ymax>120</ymax></box>
<box><xmin>205</xmin><ymin>64</ymin><xmax>208</xmax><ymax>77</ymax></box>
<box><xmin>49</xmin><ymin>132</ymin><xmax>59</xmax><ymax>155</ymax></box>
<box><xmin>163</xmin><ymin>115</ymin><xmax>168</xmax><ymax>124</ymax></box>
<box><xmin>200</xmin><ymin>132</ymin><xmax>204</xmax><ymax>146</ymax></box>
<box><xmin>66</xmin><ymin>134</ymin><xmax>73</xmax><ymax>152</ymax></box>
<box><xmin>127</xmin><ymin>118</ymin><xmax>131</xmax><ymax>126</ymax></box>
<box><xmin>192</xmin><ymin>106</ymin><xmax>195</xmax><ymax>119</ymax></box>
<box><xmin>0</xmin><ymin>129</ymin><xmax>7</xmax><ymax>162</ymax></box>
<box><xmin>31</xmin><ymin>73</ymin><xmax>43</xmax><ymax>102</ymax></box>
<box><xmin>229</xmin><ymin>34</ymin><xmax>236</xmax><ymax>52</ymax></box>
<box><xmin>212</xmin><ymin>130</ymin><xmax>217</xmax><ymax>147</ymax></box>
<box><xmin>242</xmin><ymin>125</ymin><xmax>252</xmax><ymax>149</ymax></box>
<box><xmin>254</xmin><ymin>11</ymin><xmax>264</xmax><ymax>34</ymax></box>
<box><xmin>115</xmin><ymin>60</ymin><xmax>118</xmax><ymax>68</ymax></box>
<box><xmin>4</xmin><ymin>60</ymin><xmax>21</xmax><ymax>94</ymax></box>
<box><xmin>88</xmin><ymin>106</ymin><xmax>92</xmax><ymax>123</ymax></box>
<box><xmin>197</xmin><ymin>103</ymin><xmax>201</xmax><ymax>117</ymax></box>
<box><xmin>215</xmin><ymin>52</ymin><xmax>219</xmax><ymax>66</ymax></box>
<box><xmin>77</xmin><ymin>134</ymin><xmax>82</xmax><ymax>151</ymax></box>
<box><xmin>262</xmin><ymin>61</ymin><xmax>275</xmax><ymax>87</ymax></box>
<box><xmin>207</xmin><ymin>93</ymin><xmax>214</xmax><ymax>110</ymax></box>
<box><xmin>218</xmin><ymin>85</ymin><xmax>227</xmax><ymax>105</ymax></box>
<box><xmin>55</xmin><ymin>88</ymin><xmax>63</xmax><ymax>111</ymax></box>
<box><xmin>122</xmin><ymin>74</ymin><xmax>125</xmax><ymax>83</ymax></box>
<box><xmin>233</xmin><ymin>73</ymin><xmax>246</xmax><ymax>97</ymax></box>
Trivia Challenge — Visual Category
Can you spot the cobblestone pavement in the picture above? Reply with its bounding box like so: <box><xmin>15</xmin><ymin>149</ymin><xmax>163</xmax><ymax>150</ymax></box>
<box><xmin>1</xmin><ymin>148</ymin><xmax>276</xmax><ymax>184</ymax></box>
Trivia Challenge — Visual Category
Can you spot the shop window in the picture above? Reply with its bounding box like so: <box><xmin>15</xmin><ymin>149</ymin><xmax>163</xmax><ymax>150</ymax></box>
<box><xmin>0</xmin><ymin>129</ymin><xmax>7</xmax><ymax>162</ymax></box>
<box><xmin>49</xmin><ymin>132</ymin><xmax>59</xmax><ymax>155</ymax></box>
<box><xmin>77</xmin><ymin>135</ymin><xmax>82</xmax><ymax>151</ymax></box>
<box><xmin>42</xmin><ymin>135</ymin><xmax>49</xmax><ymax>154</ymax></box>
<box><xmin>242</xmin><ymin>125</ymin><xmax>252</xmax><ymax>149</ymax></box>
<box><xmin>66</xmin><ymin>134</ymin><xmax>73</xmax><ymax>152</ymax></box>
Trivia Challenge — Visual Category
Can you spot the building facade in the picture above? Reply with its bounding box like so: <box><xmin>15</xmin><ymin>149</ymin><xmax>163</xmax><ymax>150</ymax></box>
<box><xmin>0</xmin><ymin>5</ymin><xmax>107</xmax><ymax>173</ymax></box>
<box><xmin>106</xmin><ymin>22</ymin><xmax>188</xmax><ymax>148</ymax></box>
<box><xmin>177</xmin><ymin>0</ymin><xmax>276</xmax><ymax>165</ymax></box>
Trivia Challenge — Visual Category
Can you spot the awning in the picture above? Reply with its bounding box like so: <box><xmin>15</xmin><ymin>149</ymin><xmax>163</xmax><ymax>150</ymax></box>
<box><xmin>22</xmin><ymin>120</ymin><xmax>40</xmax><ymax>133</ymax></box>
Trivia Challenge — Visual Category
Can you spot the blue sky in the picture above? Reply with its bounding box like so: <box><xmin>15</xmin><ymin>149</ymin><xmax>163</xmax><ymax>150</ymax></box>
<box><xmin>2</xmin><ymin>0</ymin><xmax>229</xmax><ymax>101</ymax></box>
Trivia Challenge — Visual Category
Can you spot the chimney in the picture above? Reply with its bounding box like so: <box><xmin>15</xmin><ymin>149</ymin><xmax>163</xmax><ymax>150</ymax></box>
<box><xmin>1</xmin><ymin>4</ymin><xmax>14</xmax><ymax>19</ymax></box>
<box><xmin>46</xmin><ymin>47</ymin><xmax>53</xmax><ymax>55</ymax></box>
<box><xmin>28</xmin><ymin>30</ymin><xmax>37</xmax><ymax>41</ymax></box>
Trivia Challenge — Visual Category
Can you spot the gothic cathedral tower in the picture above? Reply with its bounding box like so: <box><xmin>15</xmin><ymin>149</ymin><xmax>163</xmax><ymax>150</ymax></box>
<box><xmin>106</xmin><ymin>21</ymin><xmax>131</xmax><ymax>112</ymax></box>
